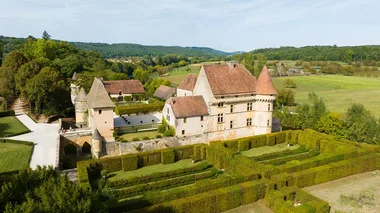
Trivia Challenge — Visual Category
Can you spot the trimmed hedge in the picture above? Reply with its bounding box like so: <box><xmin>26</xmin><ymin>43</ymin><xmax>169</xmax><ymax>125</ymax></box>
<box><xmin>115</xmin><ymin>103</ymin><xmax>165</xmax><ymax>115</ymax></box>
<box><xmin>161</xmin><ymin>149</ymin><xmax>175</xmax><ymax>164</ymax></box>
<box><xmin>174</xmin><ymin>145</ymin><xmax>194</xmax><ymax>161</ymax></box>
<box><xmin>108</xmin><ymin>161</ymin><xmax>212</xmax><ymax>188</ymax></box>
<box><xmin>122</xmin><ymin>155</ymin><xmax>138</xmax><ymax>171</ymax></box>
<box><xmin>238</xmin><ymin>138</ymin><xmax>250</xmax><ymax>151</ymax></box>
<box><xmin>250</xmin><ymin>135</ymin><xmax>268</xmax><ymax>148</ymax></box>
<box><xmin>252</xmin><ymin>145</ymin><xmax>308</xmax><ymax>162</ymax></box>
<box><xmin>193</xmin><ymin>145</ymin><xmax>207</xmax><ymax>161</ymax></box>
<box><xmin>98</xmin><ymin>156</ymin><xmax>123</xmax><ymax>172</ymax></box>
<box><xmin>128</xmin><ymin>180</ymin><xmax>266</xmax><ymax>213</ymax></box>
<box><xmin>262</xmin><ymin>149</ymin><xmax>320</xmax><ymax>166</ymax></box>
<box><xmin>0</xmin><ymin>110</ymin><xmax>15</xmax><ymax>118</ymax></box>
<box><xmin>115</xmin><ymin>170</ymin><xmax>217</xmax><ymax>198</ymax></box>
<box><xmin>267</xmin><ymin>132</ymin><xmax>286</xmax><ymax>146</ymax></box>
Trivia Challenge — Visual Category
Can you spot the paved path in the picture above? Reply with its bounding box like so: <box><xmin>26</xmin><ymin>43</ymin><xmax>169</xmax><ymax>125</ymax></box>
<box><xmin>10</xmin><ymin>115</ymin><xmax>59</xmax><ymax>169</ymax></box>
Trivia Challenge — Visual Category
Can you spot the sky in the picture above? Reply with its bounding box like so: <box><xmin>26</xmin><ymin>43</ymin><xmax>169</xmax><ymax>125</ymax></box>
<box><xmin>1</xmin><ymin>0</ymin><xmax>380</xmax><ymax>52</ymax></box>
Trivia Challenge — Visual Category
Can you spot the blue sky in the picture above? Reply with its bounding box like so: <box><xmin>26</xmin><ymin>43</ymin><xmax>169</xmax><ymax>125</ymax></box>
<box><xmin>1</xmin><ymin>0</ymin><xmax>379</xmax><ymax>52</ymax></box>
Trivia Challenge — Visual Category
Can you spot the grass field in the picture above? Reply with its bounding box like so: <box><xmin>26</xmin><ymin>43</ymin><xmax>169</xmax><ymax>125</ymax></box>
<box><xmin>119</xmin><ymin>131</ymin><xmax>162</xmax><ymax>141</ymax></box>
<box><xmin>241</xmin><ymin>143</ymin><xmax>300</xmax><ymax>158</ymax></box>
<box><xmin>0</xmin><ymin>142</ymin><xmax>33</xmax><ymax>172</ymax></box>
<box><xmin>109</xmin><ymin>159</ymin><xmax>205</xmax><ymax>181</ymax></box>
<box><xmin>273</xmin><ymin>75</ymin><xmax>380</xmax><ymax>116</ymax></box>
<box><xmin>0</xmin><ymin>116</ymin><xmax>30</xmax><ymax>137</ymax></box>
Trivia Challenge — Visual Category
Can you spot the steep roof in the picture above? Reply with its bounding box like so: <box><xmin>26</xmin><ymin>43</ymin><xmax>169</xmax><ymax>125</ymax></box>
<box><xmin>177</xmin><ymin>74</ymin><xmax>197</xmax><ymax>91</ymax></box>
<box><xmin>203</xmin><ymin>64</ymin><xmax>256</xmax><ymax>95</ymax></box>
<box><xmin>167</xmin><ymin>96</ymin><xmax>209</xmax><ymax>118</ymax></box>
<box><xmin>103</xmin><ymin>80</ymin><xmax>145</xmax><ymax>94</ymax></box>
<box><xmin>72</xmin><ymin>72</ymin><xmax>77</xmax><ymax>81</ymax></box>
<box><xmin>75</xmin><ymin>87</ymin><xmax>87</xmax><ymax>102</ymax></box>
<box><xmin>153</xmin><ymin>85</ymin><xmax>176</xmax><ymax>100</ymax></box>
<box><xmin>256</xmin><ymin>66</ymin><xmax>277</xmax><ymax>95</ymax></box>
<box><xmin>86</xmin><ymin>78</ymin><xmax>115</xmax><ymax>109</ymax></box>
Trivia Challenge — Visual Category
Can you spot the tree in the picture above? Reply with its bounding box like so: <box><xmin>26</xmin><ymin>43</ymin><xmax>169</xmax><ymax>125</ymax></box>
<box><xmin>283</xmin><ymin>78</ymin><xmax>297</xmax><ymax>88</ymax></box>
<box><xmin>316</xmin><ymin>112</ymin><xmax>346</xmax><ymax>137</ymax></box>
<box><xmin>276</xmin><ymin>89</ymin><xmax>295</xmax><ymax>106</ymax></box>
<box><xmin>132</xmin><ymin>68</ymin><xmax>151</xmax><ymax>84</ymax></box>
<box><xmin>241</xmin><ymin>53</ymin><xmax>255</xmax><ymax>76</ymax></box>
<box><xmin>295</xmin><ymin>93</ymin><xmax>328</xmax><ymax>130</ymax></box>
<box><xmin>344</xmin><ymin>49</ymin><xmax>354</xmax><ymax>63</ymax></box>
<box><xmin>0</xmin><ymin>166</ymin><xmax>111</xmax><ymax>213</ymax></box>
<box><xmin>254</xmin><ymin>54</ymin><xmax>267</xmax><ymax>77</ymax></box>
<box><xmin>42</xmin><ymin>31</ymin><xmax>51</xmax><ymax>40</ymax></box>
<box><xmin>15</xmin><ymin>59</ymin><xmax>49</xmax><ymax>97</ymax></box>
<box><xmin>145</xmin><ymin>78</ymin><xmax>171</xmax><ymax>96</ymax></box>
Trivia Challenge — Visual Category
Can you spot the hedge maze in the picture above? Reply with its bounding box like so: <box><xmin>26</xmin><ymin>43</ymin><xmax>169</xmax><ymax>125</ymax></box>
<box><xmin>77</xmin><ymin>129</ymin><xmax>380</xmax><ymax>213</ymax></box>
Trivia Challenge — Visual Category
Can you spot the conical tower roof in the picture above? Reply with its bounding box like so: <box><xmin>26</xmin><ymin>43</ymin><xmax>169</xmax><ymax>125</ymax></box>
<box><xmin>256</xmin><ymin>66</ymin><xmax>277</xmax><ymax>95</ymax></box>
<box><xmin>92</xmin><ymin>128</ymin><xmax>103</xmax><ymax>140</ymax></box>
<box><xmin>75</xmin><ymin>87</ymin><xmax>87</xmax><ymax>102</ymax></box>
<box><xmin>72</xmin><ymin>72</ymin><xmax>77</xmax><ymax>81</ymax></box>
<box><xmin>86</xmin><ymin>77</ymin><xmax>115</xmax><ymax>109</ymax></box>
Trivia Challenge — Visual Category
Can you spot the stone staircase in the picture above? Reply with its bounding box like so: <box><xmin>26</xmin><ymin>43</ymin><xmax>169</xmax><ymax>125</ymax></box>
<box><xmin>9</xmin><ymin>98</ymin><xmax>30</xmax><ymax>115</ymax></box>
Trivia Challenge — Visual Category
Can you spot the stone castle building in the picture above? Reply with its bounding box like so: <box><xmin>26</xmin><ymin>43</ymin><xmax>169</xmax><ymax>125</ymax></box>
<box><xmin>164</xmin><ymin>62</ymin><xmax>277</xmax><ymax>141</ymax></box>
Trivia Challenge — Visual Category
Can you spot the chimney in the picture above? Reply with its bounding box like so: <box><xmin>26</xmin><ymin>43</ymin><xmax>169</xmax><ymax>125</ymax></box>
<box><xmin>226</xmin><ymin>61</ymin><xmax>238</xmax><ymax>69</ymax></box>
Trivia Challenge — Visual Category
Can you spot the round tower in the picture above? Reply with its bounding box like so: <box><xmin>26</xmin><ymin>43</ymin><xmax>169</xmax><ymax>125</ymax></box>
<box><xmin>91</xmin><ymin>128</ymin><xmax>103</xmax><ymax>159</ymax></box>
<box><xmin>70</xmin><ymin>72</ymin><xmax>79</xmax><ymax>104</ymax></box>
<box><xmin>75</xmin><ymin>87</ymin><xmax>88</xmax><ymax>128</ymax></box>
<box><xmin>254</xmin><ymin>66</ymin><xmax>277</xmax><ymax>135</ymax></box>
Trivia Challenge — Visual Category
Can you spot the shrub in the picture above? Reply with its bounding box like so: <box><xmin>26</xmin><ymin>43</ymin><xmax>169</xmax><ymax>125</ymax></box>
<box><xmin>0</xmin><ymin>110</ymin><xmax>15</xmax><ymax>118</ymax></box>
<box><xmin>132</xmin><ymin>137</ymin><xmax>140</xmax><ymax>141</ymax></box>
<box><xmin>156</xmin><ymin>134</ymin><xmax>163</xmax><ymax>138</ymax></box>
<box><xmin>163</xmin><ymin>126</ymin><xmax>175</xmax><ymax>137</ymax></box>
<box><xmin>161</xmin><ymin>149</ymin><xmax>175</xmax><ymax>164</ymax></box>
<box><xmin>157</xmin><ymin>124</ymin><xmax>167</xmax><ymax>134</ymax></box>
<box><xmin>142</xmin><ymin>136</ymin><xmax>150</xmax><ymax>140</ymax></box>
<box><xmin>122</xmin><ymin>155</ymin><xmax>138</xmax><ymax>171</ymax></box>
<box><xmin>101</xmin><ymin>169</ymin><xmax>109</xmax><ymax>178</ymax></box>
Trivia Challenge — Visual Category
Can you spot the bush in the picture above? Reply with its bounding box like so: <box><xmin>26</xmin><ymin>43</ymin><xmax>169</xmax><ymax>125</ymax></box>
<box><xmin>122</xmin><ymin>155</ymin><xmax>138</xmax><ymax>171</ymax></box>
<box><xmin>161</xmin><ymin>149</ymin><xmax>175</xmax><ymax>164</ymax></box>
<box><xmin>163</xmin><ymin>126</ymin><xmax>176</xmax><ymax>137</ymax></box>
<box><xmin>115</xmin><ymin>103</ymin><xmax>165</xmax><ymax>115</ymax></box>
<box><xmin>132</xmin><ymin>137</ymin><xmax>140</xmax><ymax>141</ymax></box>
<box><xmin>142</xmin><ymin>136</ymin><xmax>150</xmax><ymax>140</ymax></box>
<box><xmin>156</xmin><ymin>134</ymin><xmax>162</xmax><ymax>138</ymax></box>
<box><xmin>157</xmin><ymin>124</ymin><xmax>167</xmax><ymax>134</ymax></box>
<box><xmin>0</xmin><ymin>110</ymin><xmax>15</xmax><ymax>117</ymax></box>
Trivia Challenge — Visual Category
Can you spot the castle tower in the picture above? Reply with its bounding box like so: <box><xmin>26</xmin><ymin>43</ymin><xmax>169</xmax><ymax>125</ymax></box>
<box><xmin>254</xmin><ymin>66</ymin><xmax>277</xmax><ymax>135</ymax></box>
<box><xmin>91</xmin><ymin>128</ymin><xmax>103</xmax><ymax>159</ymax></box>
<box><xmin>70</xmin><ymin>72</ymin><xmax>79</xmax><ymax>104</ymax></box>
<box><xmin>75</xmin><ymin>87</ymin><xmax>87</xmax><ymax>128</ymax></box>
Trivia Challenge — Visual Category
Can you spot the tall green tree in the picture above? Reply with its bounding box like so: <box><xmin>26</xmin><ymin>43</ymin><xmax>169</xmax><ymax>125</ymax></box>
<box><xmin>42</xmin><ymin>31</ymin><xmax>51</xmax><ymax>40</ymax></box>
<box><xmin>344</xmin><ymin>49</ymin><xmax>354</xmax><ymax>63</ymax></box>
<box><xmin>254</xmin><ymin>53</ymin><xmax>267</xmax><ymax>77</ymax></box>
<box><xmin>132</xmin><ymin>68</ymin><xmax>151</xmax><ymax>84</ymax></box>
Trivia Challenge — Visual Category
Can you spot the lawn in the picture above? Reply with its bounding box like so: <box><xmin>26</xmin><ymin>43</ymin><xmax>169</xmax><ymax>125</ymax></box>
<box><xmin>241</xmin><ymin>143</ymin><xmax>300</xmax><ymax>158</ymax></box>
<box><xmin>0</xmin><ymin>116</ymin><xmax>30</xmax><ymax>137</ymax></box>
<box><xmin>273</xmin><ymin>75</ymin><xmax>380</xmax><ymax>116</ymax></box>
<box><xmin>0</xmin><ymin>142</ymin><xmax>33</xmax><ymax>172</ymax></box>
<box><xmin>109</xmin><ymin>159</ymin><xmax>205</xmax><ymax>181</ymax></box>
<box><xmin>119</xmin><ymin>130</ymin><xmax>162</xmax><ymax>141</ymax></box>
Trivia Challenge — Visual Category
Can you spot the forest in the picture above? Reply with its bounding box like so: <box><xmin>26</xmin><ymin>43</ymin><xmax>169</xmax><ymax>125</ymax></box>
<box><xmin>252</xmin><ymin>45</ymin><xmax>380</xmax><ymax>62</ymax></box>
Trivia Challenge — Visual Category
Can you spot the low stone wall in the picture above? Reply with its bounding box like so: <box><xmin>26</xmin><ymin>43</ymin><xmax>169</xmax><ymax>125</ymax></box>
<box><xmin>103</xmin><ymin>134</ymin><xmax>208</xmax><ymax>157</ymax></box>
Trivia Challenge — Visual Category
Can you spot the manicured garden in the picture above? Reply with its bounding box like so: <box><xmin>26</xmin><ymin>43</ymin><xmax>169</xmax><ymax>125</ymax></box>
<box><xmin>0</xmin><ymin>116</ymin><xmax>30</xmax><ymax>137</ymax></box>
<box><xmin>118</xmin><ymin>131</ymin><xmax>162</xmax><ymax>142</ymax></box>
<box><xmin>0</xmin><ymin>139</ymin><xmax>34</xmax><ymax>173</ymax></box>
<box><xmin>76</xmin><ymin>130</ymin><xmax>380</xmax><ymax>213</ymax></box>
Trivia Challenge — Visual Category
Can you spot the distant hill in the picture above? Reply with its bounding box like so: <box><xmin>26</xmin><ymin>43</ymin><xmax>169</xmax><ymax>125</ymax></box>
<box><xmin>252</xmin><ymin>45</ymin><xmax>380</xmax><ymax>61</ymax></box>
<box><xmin>69</xmin><ymin>42</ymin><xmax>232</xmax><ymax>58</ymax></box>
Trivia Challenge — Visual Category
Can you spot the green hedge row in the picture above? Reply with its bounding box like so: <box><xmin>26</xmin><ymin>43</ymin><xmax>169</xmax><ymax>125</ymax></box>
<box><xmin>252</xmin><ymin>145</ymin><xmax>308</xmax><ymax>162</ymax></box>
<box><xmin>266</xmin><ymin>187</ymin><xmax>329</xmax><ymax>213</ymax></box>
<box><xmin>174</xmin><ymin>145</ymin><xmax>194</xmax><ymax>161</ymax></box>
<box><xmin>115</xmin><ymin>103</ymin><xmax>165</xmax><ymax>115</ymax></box>
<box><xmin>108</xmin><ymin>161</ymin><xmax>211</xmax><ymax>188</ymax></box>
<box><xmin>262</xmin><ymin>149</ymin><xmax>320</xmax><ymax>166</ymax></box>
<box><xmin>193</xmin><ymin>144</ymin><xmax>207</xmax><ymax>161</ymax></box>
<box><xmin>161</xmin><ymin>149</ymin><xmax>175</xmax><ymax>164</ymax></box>
<box><xmin>115</xmin><ymin>169</ymin><xmax>217</xmax><ymax>198</ymax></box>
<box><xmin>0</xmin><ymin>139</ymin><xmax>33</xmax><ymax>146</ymax></box>
<box><xmin>292</xmin><ymin>153</ymin><xmax>379</xmax><ymax>188</ymax></box>
<box><xmin>128</xmin><ymin>180</ymin><xmax>266</xmax><ymax>213</ymax></box>
<box><xmin>211</xmin><ymin>131</ymin><xmax>289</xmax><ymax>152</ymax></box>
<box><xmin>122</xmin><ymin>155</ymin><xmax>138</xmax><ymax>171</ymax></box>
<box><xmin>0</xmin><ymin>110</ymin><xmax>15</xmax><ymax>118</ymax></box>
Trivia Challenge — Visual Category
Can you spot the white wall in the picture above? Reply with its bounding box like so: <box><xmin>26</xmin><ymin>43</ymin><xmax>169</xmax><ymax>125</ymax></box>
<box><xmin>89</xmin><ymin>107</ymin><xmax>114</xmax><ymax>138</ymax></box>
<box><xmin>176</xmin><ymin>89</ymin><xmax>193</xmax><ymax>97</ymax></box>
<box><xmin>254</xmin><ymin>95</ymin><xmax>275</xmax><ymax>135</ymax></box>
<box><xmin>192</xmin><ymin>67</ymin><xmax>214</xmax><ymax>105</ymax></box>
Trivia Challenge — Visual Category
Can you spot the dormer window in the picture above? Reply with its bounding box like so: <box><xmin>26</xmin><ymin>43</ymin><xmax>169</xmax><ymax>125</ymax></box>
<box><xmin>218</xmin><ymin>102</ymin><xmax>224</xmax><ymax>108</ymax></box>
<box><xmin>99</xmin><ymin>110</ymin><xmax>102</xmax><ymax>114</ymax></box>
<box><xmin>119</xmin><ymin>91</ymin><xmax>122</xmax><ymax>95</ymax></box>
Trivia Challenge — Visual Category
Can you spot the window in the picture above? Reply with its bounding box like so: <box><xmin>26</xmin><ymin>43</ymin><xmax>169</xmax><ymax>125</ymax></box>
<box><xmin>218</xmin><ymin>102</ymin><xmax>224</xmax><ymax>108</ymax></box>
<box><xmin>182</xmin><ymin>130</ymin><xmax>185</xmax><ymax>135</ymax></box>
<box><xmin>166</xmin><ymin>115</ymin><xmax>170</xmax><ymax>121</ymax></box>
<box><xmin>98</xmin><ymin>110</ymin><xmax>102</xmax><ymax>114</ymax></box>
<box><xmin>247</xmin><ymin>118</ymin><xmax>252</xmax><ymax>126</ymax></box>
<box><xmin>217</xmin><ymin>124</ymin><xmax>224</xmax><ymax>131</ymax></box>
<box><xmin>267</xmin><ymin>120</ymin><xmax>270</xmax><ymax>127</ymax></box>
<box><xmin>119</xmin><ymin>91</ymin><xmax>122</xmax><ymax>95</ymax></box>
<box><xmin>167</xmin><ymin>108</ymin><xmax>169</xmax><ymax>114</ymax></box>
<box><xmin>184</xmin><ymin>118</ymin><xmax>187</xmax><ymax>123</ymax></box>
<box><xmin>230</xmin><ymin>120</ymin><xmax>235</xmax><ymax>129</ymax></box>
<box><xmin>217</xmin><ymin>114</ymin><xmax>224</xmax><ymax>123</ymax></box>
<box><xmin>268</xmin><ymin>104</ymin><xmax>271</xmax><ymax>111</ymax></box>
<box><xmin>230</xmin><ymin>105</ymin><xmax>234</xmax><ymax>113</ymax></box>
<box><xmin>200</xmin><ymin>116</ymin><xmax>204</xmax><ymax>121</ymax></box>
<box><xmin>247</xmin><ymin>102</ymin><xmax>253</xmax><ymax>111</ymax></box>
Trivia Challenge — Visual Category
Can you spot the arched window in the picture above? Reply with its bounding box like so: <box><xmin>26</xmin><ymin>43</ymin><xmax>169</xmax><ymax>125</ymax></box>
<box><xmin>82</xmin><ymin>142</ymin><xmax>92</xmax><ymax>154</ymax></box>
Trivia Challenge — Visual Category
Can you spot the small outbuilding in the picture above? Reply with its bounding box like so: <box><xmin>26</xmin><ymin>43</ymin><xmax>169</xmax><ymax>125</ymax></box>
<box><xmin>153</xmin><ymin>85</ymin><xmax>176</xmax><ymax>100</ymax></box>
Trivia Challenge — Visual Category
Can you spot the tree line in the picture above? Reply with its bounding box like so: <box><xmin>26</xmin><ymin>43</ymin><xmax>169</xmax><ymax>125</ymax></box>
<box><xmin>251</xmin><ymin>45</ymin><xmax>380</xmax><ymax>62</ymax></box>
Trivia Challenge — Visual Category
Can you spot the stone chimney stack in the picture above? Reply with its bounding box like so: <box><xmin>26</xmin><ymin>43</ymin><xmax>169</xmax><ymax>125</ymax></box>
<box><xmin>226</xmin><ymin>61</ymin><xmax>238</xmax><ymax>69</ymax></box>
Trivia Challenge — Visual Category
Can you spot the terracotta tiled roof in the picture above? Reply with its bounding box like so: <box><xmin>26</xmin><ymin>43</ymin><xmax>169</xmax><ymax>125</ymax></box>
<box><xmin>75</xmin><ymin>87</ymin><xmax>87</xmax><ymax>102</ymax></box>
<box><xmin>203</xmin><ymin>64</ymin><xmax>256</xmax><ymax>95</ymax></box>
<box><xmin>256</xmin><ymin>66</ymin><xmax>277</xmax><ymax>95</ymax></box>
<box><xmin>177</xmin><ymin>74</ymin><xmax>197</xmax><ymax>91</ymax></box>
<box><xmin>167</xmin><ymin>96</ymin><xmax>209</xmax><ymax>118</ymax></box>
<box><xmin>86</xmin><ymin>78</ymin><xmax>115</xmax><ymax>109</ymax></box>
<box><xmin>103</xmin><ymin>80</ymin><xmax>145</xmax><ymax>94</ymax></box>
<box><xmin>153</xmin><ymin>85</ymin><xmax>176</xmax><ymax>100</ymax></box>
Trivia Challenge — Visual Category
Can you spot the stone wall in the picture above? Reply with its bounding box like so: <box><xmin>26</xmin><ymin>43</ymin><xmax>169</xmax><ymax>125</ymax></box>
<box><xmin>103</xmin><ymin>134</ymin><xmax>208</xmax><ymax>157</ymax></box>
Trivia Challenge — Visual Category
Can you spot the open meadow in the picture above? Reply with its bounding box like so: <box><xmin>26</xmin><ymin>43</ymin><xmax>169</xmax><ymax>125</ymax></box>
<box><xmin>273</xmin><ymin>75</ymin><xmax>380</xmax><ymax>116</ymax></box>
